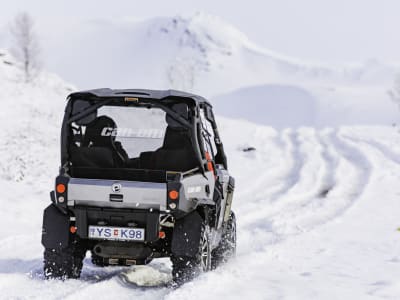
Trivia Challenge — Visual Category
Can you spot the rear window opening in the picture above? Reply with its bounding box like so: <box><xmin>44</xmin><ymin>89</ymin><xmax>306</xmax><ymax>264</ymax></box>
<box><xmin>68</xmin><ymin>103</ymin><xmax>199</xmax><ymax>177</ymax></box>
<box><xmin>97</xmin><ymin>105</ymin><xmax>167</xmax><ymax>158</ymax></box>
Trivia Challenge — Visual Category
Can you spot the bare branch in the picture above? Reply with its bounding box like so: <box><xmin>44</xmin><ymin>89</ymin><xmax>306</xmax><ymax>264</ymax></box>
<box><xmin>9</xmin><ymin>12</ymin><xmax>41</xmax><ymax>82</ymax></box>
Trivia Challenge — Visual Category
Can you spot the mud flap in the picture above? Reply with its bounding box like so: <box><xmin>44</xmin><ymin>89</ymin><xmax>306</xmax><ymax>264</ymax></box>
<box><xmin>41</xmin><ymin>204</ymin><xmax>70</xmax><ymax>249</ymax></box>
<box><xmin>171</xmin><ymin>211</ymin><xmax>203</xmax><ymax>257</ymax></box>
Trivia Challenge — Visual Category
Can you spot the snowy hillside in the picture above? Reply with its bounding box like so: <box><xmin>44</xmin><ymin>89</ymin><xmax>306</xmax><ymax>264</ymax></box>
<box><xmin>1</xmin><ymin>49</ymin><xmax>400</xmax><ymax>298</ymax></box>
<box><xmin>0</xmin><ymin>49</ymin><xmax>74</xmax><ymax>185</ymax></box>
<box><xmin>44</xmin><ymin>13</ymin><xmax>400</xmax><ymax>128</ymax></box>
<box><xmin>46</xmin><ymin>13</ymin><xmax>398</xmax><ymax>95</ymax></box>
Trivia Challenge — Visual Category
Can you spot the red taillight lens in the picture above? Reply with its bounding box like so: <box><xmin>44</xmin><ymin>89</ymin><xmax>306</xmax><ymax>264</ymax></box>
<box><xmin>169</xmin><ymin>190</ymin><xmax>179</xmax><ymax>200</ymax></box>
<box><xmin>56</xmin><ymin>184</ymin><xmax>66</xmax><ymax>194</ymax></box>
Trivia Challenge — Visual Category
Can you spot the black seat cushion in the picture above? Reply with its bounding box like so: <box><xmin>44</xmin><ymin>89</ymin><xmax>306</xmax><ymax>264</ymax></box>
<box><xmin>70</xmin><ymin>147</ymin><xmax>115</xmax><ymax>168</ymax></box>
<box><xmin>152</xmin><ymin>148</ymin><xmax>197</xmax><ymax>171</ymax></box>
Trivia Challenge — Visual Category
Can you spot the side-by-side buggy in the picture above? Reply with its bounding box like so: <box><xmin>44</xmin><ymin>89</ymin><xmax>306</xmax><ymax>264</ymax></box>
<box><xmin>41</xmin><ymin>89</ymin><xmax>236</xmax><ymax>283</ymax></box>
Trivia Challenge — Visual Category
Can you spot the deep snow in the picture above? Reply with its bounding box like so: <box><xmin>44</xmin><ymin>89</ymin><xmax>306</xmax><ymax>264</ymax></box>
<box><xmin>1</xmin><ymin>12</ymin><xmax>400</xmax><ymax>298</ymax></box>
<box><xmin>1</xmin><ymin>70</ymin><xmax>400</xmax><ymax>298</ymax></box>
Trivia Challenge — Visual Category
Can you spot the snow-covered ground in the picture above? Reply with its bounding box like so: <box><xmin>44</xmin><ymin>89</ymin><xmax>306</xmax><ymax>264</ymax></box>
<box><xmin>212</xmin><ymin>83</ymin><xmax>399</xmax><ymax>128</ymax></box>
<box><xmin>1</xmin><ymin>68</ymin><xmax>400</xmax><ymax>298</ymax></box>
<box><xmin>1</xmin><ymin>12</ymin><xmax>400</xmax><ymax>298</ymax></box>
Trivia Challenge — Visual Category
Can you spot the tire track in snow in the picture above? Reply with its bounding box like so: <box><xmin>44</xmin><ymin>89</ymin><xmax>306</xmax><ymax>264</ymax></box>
<box><xmin>234</xmin><ymin>129</ymin><xmax>287</xmax><ymax>203</ymax></box>
<box><xmin>238</xmin><ymin>129</ymin><xmax>306</xmax><ymax>226</ymax></box>
<box><xmin>242</xmin><ymin>128</ymin><xmax>373</xmax><ymax>243</ymax></box>
<box><xmin>266</xmin><ymin>130</ymin><xmax>357</xmax><ymax>234</ymax></box>
<box><xmin>326</xmin><ymin>129</ymin><xmax>372</xmax><ymax>210</ymax></box>
<box><xmin>237</xmin><ymin>128</ymin><xmax>316</xmax><ymax>250</ymax></box>
<box><xmin>341</xmin><ymin>135</ymin><xmax>400</xmax><ymax>166</ymax></box>
<box><xmin>240</xmin><ymin>129</ymin><xmax>332</xmax><ymax>235</ymax></box>
<box><xmin>236</xmin><ymin>128</ymin><xmax>313</xmax><ymax>220</ymax></box>
<box><xmin>316</xmin><ymin>130</ymin><xmax>340</xmax><ymax>197</ymax></box>
<box><xmin>280</xmin><ymin>128</ymin><xmax>331</xmax><ymax>201</ymax></box>
<box><xmin>266</xmin><ymin>128</ymin><xmax>305</xmax><ymax>202</ymax></box>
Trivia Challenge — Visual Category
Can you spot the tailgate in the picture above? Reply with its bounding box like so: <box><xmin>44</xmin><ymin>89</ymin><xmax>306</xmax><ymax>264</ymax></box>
<box><xmin>67</xmin><ymin>178</ymin><xmax>167</xmax><ymax>210</ymax></box>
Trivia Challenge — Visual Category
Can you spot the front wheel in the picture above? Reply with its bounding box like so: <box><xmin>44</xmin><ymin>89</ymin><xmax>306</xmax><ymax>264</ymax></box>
<box><xmin>211</xmin><ymin>211</ymin><xmax>237</xmax><ymax>269</ymax></box>
<box><xmin>171</xmin><ymin>222</ymin><xmax>211</xmax><ymax>284</ymax></box>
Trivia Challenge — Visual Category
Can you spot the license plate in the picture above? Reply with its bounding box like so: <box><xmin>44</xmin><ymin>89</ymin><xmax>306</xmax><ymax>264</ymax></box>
<box><xmin>88</xmin><ymin>225</ymin><xmax>145</xmax><ymax>241</ymax></box>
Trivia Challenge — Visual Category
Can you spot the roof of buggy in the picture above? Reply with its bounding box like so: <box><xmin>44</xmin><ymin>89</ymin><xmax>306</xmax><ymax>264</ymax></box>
<box><xmin>68</xmin><ymin>88</ymin><xmax>211</xmax><ymax>106</ymax></box>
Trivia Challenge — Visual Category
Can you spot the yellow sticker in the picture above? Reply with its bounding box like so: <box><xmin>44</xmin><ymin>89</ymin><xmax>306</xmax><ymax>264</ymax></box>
<box><xmin>125</xmin><ymin>97</ymin><xmax>139</xmax><ymax>102</ymax></box>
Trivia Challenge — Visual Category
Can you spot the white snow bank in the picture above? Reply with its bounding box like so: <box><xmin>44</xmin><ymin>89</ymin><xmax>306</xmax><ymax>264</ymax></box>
<box><xmin>212</xmin><ymin>84</ymin><xmax>399</xmax><ymax>128</ymax></box>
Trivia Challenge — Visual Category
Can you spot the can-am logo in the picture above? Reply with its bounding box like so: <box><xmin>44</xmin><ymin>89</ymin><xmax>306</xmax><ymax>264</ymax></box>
<box><xmin>101</xmin><ymin>127</ymin><xmax>164</xmax><ymax>139</ymax></box>
<box><xmin>111</xmin><ymin>183</ymin><xmax>122</xmax><ymax>193</ymax></box>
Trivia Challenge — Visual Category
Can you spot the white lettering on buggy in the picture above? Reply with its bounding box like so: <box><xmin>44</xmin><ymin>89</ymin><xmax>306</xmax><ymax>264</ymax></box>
<box><xmin>101</xmin><ymin>127</ymin><xmax>164</xmax><ymax>139</ymax></box>
<box><xmin>188</xmin><ymin>186</ymin><xmax>202</xmax><ymax>194</ymax></box>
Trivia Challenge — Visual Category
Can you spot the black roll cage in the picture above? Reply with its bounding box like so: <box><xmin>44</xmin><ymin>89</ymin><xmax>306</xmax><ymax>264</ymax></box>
<box><xmin>60</xmin><ymin>92</ymin><xmax>227</xmax><ymax>175</ymax></box>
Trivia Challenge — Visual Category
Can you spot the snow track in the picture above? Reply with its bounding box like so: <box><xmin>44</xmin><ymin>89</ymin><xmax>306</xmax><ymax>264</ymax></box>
<box><xmin>1</xmin><ymin>122</ymin><xmax>400</xmax><ymax>299</ymax></box>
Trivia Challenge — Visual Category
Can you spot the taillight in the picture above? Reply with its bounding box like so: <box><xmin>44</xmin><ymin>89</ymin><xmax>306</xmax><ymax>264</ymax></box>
<box><xmin>55</xmin><ymin>176</ymin><xmax>69</xmax><ymax>207</ymax></box>
<box><xmin>168</xmin><ymin>190</ymin><xmax>179</xmax><ymax>200</ymax></box>
<box><xmin>56</xmin><ymin>183</ymin><xmax>66</xmax><ymax>194</ymax></box>
<box><xmin>167</xmin><ymin>181</ymin><xmax>181</xmax><ymax>211</ymax></box>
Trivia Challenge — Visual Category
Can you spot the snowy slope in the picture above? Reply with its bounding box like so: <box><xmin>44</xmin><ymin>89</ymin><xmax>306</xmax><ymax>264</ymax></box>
<box><xmin>1</xmin><ymin>55</ymin><xmax>400</xmax><ymax>299</ymax></box>
<box><xmin>46</xmin><ymin>13</ymin><xmax>398</xmax><ymax>96</ymax></box>
<box><xmin>211</xmin><ymin>84</ymin><xmax>399</xmax><ymax>128</ymax></box>
<box><xmin>44</xmin><ymin>13</ymin><xmax>399</xmax><ymax>128</ymax></box>
<box><xmin>0</xmin><ymin>50</ymin><xmax>74</xmax><ymax>185</ymax></box>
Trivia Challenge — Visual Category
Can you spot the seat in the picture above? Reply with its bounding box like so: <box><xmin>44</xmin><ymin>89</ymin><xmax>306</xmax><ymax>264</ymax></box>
<box><xmin>150</xmin><ymin>127</ymin><xmax>198</xmax><ymax>171</ymax></box>
<box><xmin>70</xmin><ymin>116</ymin><xmax>128</xmax><ymax>168</ymax></box>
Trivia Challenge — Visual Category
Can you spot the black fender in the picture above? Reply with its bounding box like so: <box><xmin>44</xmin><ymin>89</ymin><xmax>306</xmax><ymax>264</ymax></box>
<box><xmin>171</xmin><ymin>211</ymin><xmax>203</xmax><ymax>257</ymax></box>
<box><xmin>41</xmin><ymin>204</ymin><xmax>70</xmax><ymax>249</ymax></box>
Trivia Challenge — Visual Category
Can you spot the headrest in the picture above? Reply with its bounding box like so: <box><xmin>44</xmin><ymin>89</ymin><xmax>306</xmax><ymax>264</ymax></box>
<box><xmin>83</xmin><ymin>115</ymin><xmax>117</xmax><ymax>147</ymax></box>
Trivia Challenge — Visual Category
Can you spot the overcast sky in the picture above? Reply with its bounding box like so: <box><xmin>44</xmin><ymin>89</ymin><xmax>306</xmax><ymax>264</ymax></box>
<box><xmin>0</xmin><ymin>0</ymin><xmax>398</xmax><ymax>65</ymax></box>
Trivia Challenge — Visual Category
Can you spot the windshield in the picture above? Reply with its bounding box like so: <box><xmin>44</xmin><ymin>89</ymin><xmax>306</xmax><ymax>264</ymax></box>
<box><xmin>68</xmin><ymin>103</ymin><xmax>199</xmax><ymax>172</ymax></box>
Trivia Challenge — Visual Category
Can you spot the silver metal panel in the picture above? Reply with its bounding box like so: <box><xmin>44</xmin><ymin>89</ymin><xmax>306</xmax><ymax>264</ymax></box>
<box><xmin>178</xmin><ymin>171</ymin><xmax>215</xmax><ymax>212</ymax></box>
<box><xmin>67</xmin><ymin>178</ymin><xmax>167</xmax><ymax>210</ymax></box>
<box><xmin>181</xmin><ymin>172</ymin><xmax>214</xmax><ymax>200</ymax></box>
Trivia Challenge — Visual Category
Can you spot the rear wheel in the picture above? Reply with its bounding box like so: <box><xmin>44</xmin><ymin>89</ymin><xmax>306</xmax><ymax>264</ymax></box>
<box><xmin>171</xmin><ymin>222</ymin><xmax>211</xmax><ymax>284</ymax></box>
<box><xmin>44</xmin><ymin>240</ymin><xmax>86</xmax><ymax>279</ymax></box>
<box><xmin>211</xmin><ymin>211</ymin><xmax>236</xmax><ymax>269</ymax></box>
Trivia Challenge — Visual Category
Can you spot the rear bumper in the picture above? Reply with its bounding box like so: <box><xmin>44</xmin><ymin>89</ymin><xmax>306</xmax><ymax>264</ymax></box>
<box><xmin>72</xmin><ymin>206</ymin><xmax>160</xmax><ymax>242</ymax></box>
